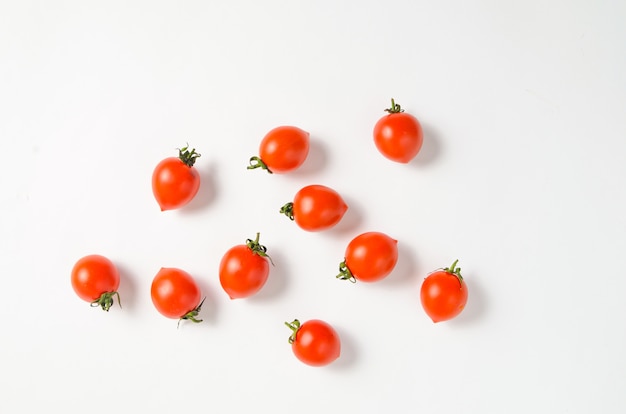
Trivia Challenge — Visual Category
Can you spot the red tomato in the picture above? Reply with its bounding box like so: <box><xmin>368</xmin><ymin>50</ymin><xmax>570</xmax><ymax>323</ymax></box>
<box><xmin>337</xmin><ymin>232</ymin><xmax>398</xmax><ymax>283</ymax></box>
<box><xmin>248</xmin><ymin>126</ymin><xmax>309</xmax><ymax>174</ymax></box>
<box><xmin>285</xmin><ymin>319</ymin><xmax>341</xmax><ymax>367</ymax></box>
<box><xmin>71</xmin><ymin>254</ymin><xmax>121</xmax><ymax>311</ymax></box>
<box><xmin>152</xmin><ymin>145</ymin><xmax>201</xmax><ymax>211</ymax></box>
<box><xmin>373</xmin><ymin>99</ymin><xmax>423</xmax><ymax>163</ymax></box>
<box><xmin>219</xmin><ymin>233</ymin><xmax>273</xmax><ymax>299</ymax></box>
<box><xmin>151</xmin><ymin>267</ymin><xmax>204</xmax><ymax>326</ymax></box>
<box><xmin>420</xmin><ymin>260</ymin><xmax>468</xmax><ymax>323</ymax></box>
<box><xmin>280</xmin><ymin>184</ymin><xmax>348</xmax><ymax>231</ymax></box>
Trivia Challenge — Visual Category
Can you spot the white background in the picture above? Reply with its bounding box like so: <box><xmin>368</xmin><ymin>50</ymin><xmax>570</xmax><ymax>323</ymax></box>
<box><xmin>1</xmin><ymin>1</ymin><xmax>625</xmax><ymax>413</ymax></box>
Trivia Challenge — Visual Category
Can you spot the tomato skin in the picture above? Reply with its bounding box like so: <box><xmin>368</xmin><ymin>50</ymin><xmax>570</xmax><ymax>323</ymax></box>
<box><xmin>282</xmin><ymin>184</ymin><xmax>348</xmax><ymax>232</ymax></box>
<box><xmin>420</xmin><ymin>261</ymin><xmax>468</xmax><ymax>323</ymax></box>
<box><xmin>151</xmin><ymin>268</ymin><xmax>202</xmax><ymax>319</ymax></box>
<box><xmin>342</xmin><ymin>232</ymin><xmax>398</xmax><ymax>282</ymax></box>
<box><xmin>71</xmin><ymin>255</ymin><xmax>121</xmax><ymax>311</ymax></box>
<box><xmin>152</xmin><ymin>146</ymin><xmax>201</xmax><ymax>211</ymax></box>
<box><xmin>286</xmin><ymin>319</ymin><xmax>341</xmax><ymax>367</ymax></box>
<box><xmin>219</xmin><ymin>234</ymin><xmax>271</xmax><ymax>299</ymax></box>
<box><xmin>256</xmin><ymin>126</ymin><xmax>310</xmax><ymax>174</ymax></box>
<box><xmin>373</xmin><ymin>100</ymin><xmax>423</xmax><ymax>163</ymax></box>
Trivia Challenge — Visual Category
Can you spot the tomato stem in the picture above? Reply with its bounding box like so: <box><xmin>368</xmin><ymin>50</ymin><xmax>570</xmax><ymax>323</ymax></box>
<box><xmin>247</xmin><ymin>156</ymin><xmax>273</xmax><ymax>174</ymax></box>
<box><xmin>444</xmin><ymin>259</ymin><xmax>464</xmax><ymax>284</ymax></box>
<box><xmin>178</xmin><ymin>144</ymin><xmax>201</xmax><ymax>167</ymax></box>
<box><xmin>246</xmin><ymin>232</ymin><xmax>274</xmax><ymax>266</ymax></box>
<box><xmin>285</xmin><ymin>319</ymin><xmax>301</xmax><ymax>344</ymax></box>
<box><xmin>384</xmin><ymin>98</ymin><xmax>404</xmax><ymax>114</ymax></box>
<box><xmin>336</xmin><ymin>260</ymin><xmax>356</xmax><ymax>283</ymax></box>
<box><xmin>279</xmin><ymin>202</ymin><xmax>294</xmax><ymax>221</ymax></box>
<box><xmin>178</xmin><ymin>297</ymin><xmax>205</xmax><ymax>328</ymax></box>
<box><xmin>90</xmin><ymin>291</ymin><xmax>121</xmax><ymax>312</ymax></box>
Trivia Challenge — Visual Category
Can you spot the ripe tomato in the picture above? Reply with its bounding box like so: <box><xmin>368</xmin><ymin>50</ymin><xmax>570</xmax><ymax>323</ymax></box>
<box><xmin>373</xmin><ymin>98</ymin><xmax>423</xmax><ymax>163</ymax></box>
<box><xmin>219</xmin><ymin>232</ymin><xmax>273</xmax><ymax>299</ymax></box>
<box><xmin>71</xmin><ymin>254</ymin><xmax>121</xmax><ymax>311</ymax></box>
<box><xmin>151</xmin><ymin>267</ymin><xmax>204</xmax><ymax>326</ymax></box>
<box><xmin>337</xmin><ymin>232</ymin><xmax>398</xmax><ymax>283</ymax></box>
<box><xmin>285</xmin><ymin>319</ymin><xmax>341</xmax><ymax>367</ymax></box>
<box><xmin>420</xmin><ymin>260</ymin><xmax>468</xmax><ymax>322</ymax></box>
<box><xmin>280</xmin><ymin>184</ymin><xmax>348</xmax><ymax>231</ymax></box>
<box><xmin>248</xmin><ymin>126</ymin><xmax>309</xmax><ymax>174</ymax></box>
<box><xmin>152</xmin><ymin>145</ymin><xmax>201</xmax><ymax>211</ymax></box>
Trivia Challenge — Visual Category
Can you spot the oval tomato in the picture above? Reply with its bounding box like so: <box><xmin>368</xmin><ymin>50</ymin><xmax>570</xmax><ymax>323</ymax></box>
<box><xmin>151</xmin><ymin>267</ymin><xmax>204</xmax><ymax>326</ymax></box>
<box><xmin>219</xmin><ymin>233</ymin><xmax>273</xmax><ymax>299</ymax></box>
<box><xmin>71</xmin><ymin>254</ymin><xmax>121</xmax><ymax>311</ymax></box>
<box><xmin>280</xmin><ymin>184</ymin><xmax>348</xmax><ymax>232</ymax></box>
<box><xmin>152</xmin><ymin>145</ymin><xmax>201</xmax><ymax>211</ymax></box>
<box><xmin>337</xmin><ymin>232</ymin><xmax>398</xmax><ymax>283</ymax></box>
<box><xmin>373</xmin><ymin>99</ymin><xmax>423</xmax><ymax>163</ymax></box>
<box><xmin>285</xmin><ymin>319</ymin><xmax>341</xmax><ymax>367</ymax></box>
<box><xmin>420</xmin><ymin>260</ymin><xmax>468</xmax><ymax>323</ymax></box>
<box><xmin>248</xmin><ymin>126</ymin><xmax>309</xmax><ymax>174</ymax></box>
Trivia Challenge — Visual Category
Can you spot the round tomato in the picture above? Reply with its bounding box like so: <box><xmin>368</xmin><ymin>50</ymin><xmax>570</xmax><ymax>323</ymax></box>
<box><xmin>248</xmin><ymin>126</ymin><xmax>309</xmax><ymax>174</ymax></box>
<box><xmin>337</xmin><ymin>232</ymin><xmax>398</xmax><ymax>283</ymax></box>
<box><xmin>285</xmin><ymin>319</ymin><xmax>341</xmax><ymax>367</ymax></box>
<box><xmin>420</xmin><ymin>260</ymin><xmax>468</xmax><ymax>323</ymax></box>
<box><xmin>373</xmin><ymin>99</ymin><xmax>423</xmax><ymax>163</ymax></box>
<box><xmin>280</xmin><ymin>184</ymin><xmax>348</xmax><ymax>232</ymax></box>
<box><xmin>152</xmin><ymin>145</ymin><xmax>201</xmax><ymax>211</ymax></box>
<box><xmin>151</xmin><ymin>267</ymin><xmax>204</xmax><ymax>326</ymax></box>
<box><xmin>71</xmin><ymin>254</ymin><xmax>121</xmax><ymax>311</ymax></box>
<box><xmin>219</xmin><ymin>232</ymin><xmax>273</xmax><ymax>299</ymax></box>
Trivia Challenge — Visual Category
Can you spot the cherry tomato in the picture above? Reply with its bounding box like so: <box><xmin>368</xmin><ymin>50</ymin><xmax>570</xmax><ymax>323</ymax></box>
<box><xmin>280</xmin><ymin>184</ymin><xmax>348</xmax><ymax>232</ymax></box>
<box><xmin>151</xmin><ymin>267</ymin><xmax>204</xmax><ymax>326</ymax></box>
<box><xmin>285</xmin><ymin>319</ymin><xmax>341</xmax><ymax>367</ymax></box>
<box><xmin>152</xmin><ymin>145</ymin><xmax>201</xmax><ymax>211</ymax></box>
<box><xmin>420</xmin><ymin>260</ymin><xmax>468</xmax><ymax>323</ymax></box>
<box><xmin>336</xmin><ymin>232</ymin><xmax>398</xmax><ymax>283</ymax></box>
<box><xmin>219</xmin><ymin>233</ymin><xmax>273</xmax><ymax>299</ymax></box>
<box><xmin>373</xmin><ymin>99</ymin><xmax>423</xmax><ymax>163</ymax></box>
<box><xmin>71</xmin><ymin>254</ymin><xmax>121</xmax><ymax>311</ymax></box>
<box><xmin>248</xmin><ymin>126</ymin><xmax>309</xmax><ymax>174</ymax></box>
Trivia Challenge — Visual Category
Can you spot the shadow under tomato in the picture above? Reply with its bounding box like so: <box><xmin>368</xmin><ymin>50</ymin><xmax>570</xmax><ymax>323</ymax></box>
<box><xmin>379</xmin><ymin>240</ymin><xmax>419</xmax><ymax>288</ymax></box>
<box><xmin>115</xmin><ymin>262</ymin><xmax>139</xmax><ymax>313</ymax></box>
<box><xmin>289</xmin><ymin>137</ymin><xmax>328</xmax><ymax>178</ymax></box>
<box><xmin>246</xmin><ymin>248</ymin><xmax>290</xmax><ymax>304</ymax></box>
<box><xmin>328</xmin><ymin>325</ymin><xmax>358</xmax><ymax>370</ymax></box>
<box><xmin>190</xmin><ymin>275</ymin><xmax>219</xmax><ymax>327</ymax></box>
<box><xmin>181</xmin><ymin>163</ymin><xmax>218</xmax><ymax>213</ymax></box>
<box><xmin>447</xmin><ymin>274</ymin><xmax>487</xmax><ymax>327</ymax></box>
<box><xmin>410</xmin><ymin>122</ymin><xmax>443</xmax><ymax>168</ymax></box>
<box><xmin>325</xmin><ymin>194</ymin><xmax>364</xmax><ymax>237</ymax></box>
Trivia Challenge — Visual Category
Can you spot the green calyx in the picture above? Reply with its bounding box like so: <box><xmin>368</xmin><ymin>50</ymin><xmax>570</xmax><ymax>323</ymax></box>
<box><xmin>384</xmin><ymin>98</ymin><xmax>404</xmax><ymax>114</ymax></box>
<box><xmin>177</xmin><ymin>144</ymin><xmax>201</xmax><ymax>167</ymax></box>
<box><xmin>178</xmin><ymin>297</ymin><xmax>206</xmax><ymax>328</ymax></box>
<box><xmin>444</xmin><ymin>259</ymin><xmax>464</xmax><ymax>284</ymax></box>
<box><xmin>279</xmin><ymin>202</ymin><xmax>294</xmax><ymax>221</ymax></box>
<box><xmin>246</xmin><ymin>232</ymin><xmax>274</xmax><ymax>266</ymax></box>
<box><xmin>247</xmin><ymin>156</ymin><xmax>273</xmax><ymax>174</ymax></box>
<box><xmin>336</xmin><ymin>260</ymin><xmax>356</xmax><ymax>283</ymax></box>
<box><xmin>285</xmin><ymin>319</ymin><xmax>301</xmax><ymax>344</ymax></box>
<box><xmin>90</xmin><ymin>291</ymin><xmax>122</xmax><ymax>312</ymax></box>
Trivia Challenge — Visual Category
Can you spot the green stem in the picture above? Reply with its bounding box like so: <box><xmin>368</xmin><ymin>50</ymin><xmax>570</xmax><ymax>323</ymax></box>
<box><xmin>246</xmin><ymin>232</ymin><xmax>274</xmax><ymax>266</ymax></box>
<box><xmin>178</xmin><ymin>144</ymin><xmax>201</xmax><ymax>167</ymax></box>
<box><xmin>178</xmin><ymin>297</ymin><xmax>205</xmax><ymax>328</ymax></box>
<box><xmin>336</xmin><ymin>260</ymin><xmax>356</xmax><ymax>283</ymax></box>
<box><xmin>444</xmin><ymin>259</ymin><xmax>463</xmax><ymax>284</ymax></box>
<box><xmin>90</xmin><ymin>291</ymin><xmax>121</xmax><ymax>312</ymax></box>
<box><xmin>285</xmin><ymin>319</ymin><xmax>301</xmax><ymax>344</ymax></box>
<box><xmin>247</xmin><ymin>156</ymin><xmax>273</xmax><ymax>174</ymax></box>
<box><xmin>384</xmin><ymin>98</ymin><xmax>404</xmax><ymax>114</ymax></box>
<box><xmin>279</xmin><ymin>202</ymin><xmax>294</xmax><ymax>221</ymax></box>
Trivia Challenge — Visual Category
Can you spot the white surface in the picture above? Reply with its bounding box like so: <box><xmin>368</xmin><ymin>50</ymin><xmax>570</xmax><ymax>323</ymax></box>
<box><xmin>2</xmin><ymin>1</ymin><xmax>625</xmax><ymax>413</ymax></box>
